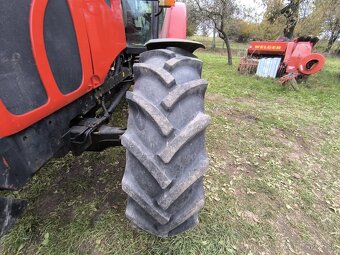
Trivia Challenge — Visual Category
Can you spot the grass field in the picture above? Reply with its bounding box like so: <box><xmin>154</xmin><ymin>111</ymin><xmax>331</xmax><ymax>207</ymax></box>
<box><xmin>0</xmin><ymin>51</ymin><xmax>339</xmax><ymax>255</ymax></box>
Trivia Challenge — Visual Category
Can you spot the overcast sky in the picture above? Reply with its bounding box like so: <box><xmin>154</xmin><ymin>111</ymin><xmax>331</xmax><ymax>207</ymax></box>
<box><xmin>237</xmin><ymin>0</ymin><xmax>266</xmax><ymax>23</ymax></box>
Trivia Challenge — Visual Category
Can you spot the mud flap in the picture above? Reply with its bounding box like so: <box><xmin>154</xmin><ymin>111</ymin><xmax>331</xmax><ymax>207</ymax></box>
<box><xmin>0</xmin><ymin>197</ymin><xmax>27</xmax><ymax>237</ymax></box>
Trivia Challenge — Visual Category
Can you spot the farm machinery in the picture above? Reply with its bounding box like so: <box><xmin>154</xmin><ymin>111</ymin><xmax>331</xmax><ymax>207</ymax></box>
<box><xmin>0</xmin><ymin>0</ymin><xmax>210</xmax><ymax>237</ymax></box>
<box><xmin>239</xmin><ymin>37</ymin><xmax>326</xmax><ymax>86</ymax></box>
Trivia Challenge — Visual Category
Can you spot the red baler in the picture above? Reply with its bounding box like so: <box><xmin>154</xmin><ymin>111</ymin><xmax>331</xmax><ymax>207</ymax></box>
<box><xmin>239</xmin><ymin>37</ymin><xmax>326</xmax><ymax>84</ymax></box>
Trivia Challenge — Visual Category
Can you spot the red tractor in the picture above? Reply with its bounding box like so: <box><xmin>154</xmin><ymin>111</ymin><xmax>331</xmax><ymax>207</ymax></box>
<box><xmin>239</xmin><ymin>36</ymin><xmax>326</xmax><ymax>85</ymax></box>
<box><xmin>0</xmin><ymin>0</ymin><xmax>211</xmax><ymax>237</ymax></box>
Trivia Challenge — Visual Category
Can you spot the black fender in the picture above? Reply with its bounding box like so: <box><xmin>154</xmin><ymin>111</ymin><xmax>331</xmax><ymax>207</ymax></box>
<box><xmin>145</xmin><ymin>39</ymin><xmax>205</xmax><ymax>53</ymax></box>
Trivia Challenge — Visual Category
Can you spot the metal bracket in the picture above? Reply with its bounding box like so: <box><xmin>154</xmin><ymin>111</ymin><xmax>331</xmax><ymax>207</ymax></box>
<box><xmin>70</xmin><ymin>74</ymin><xmax>132</xmax><ymax>156</ymax></box>
<box><xmin>87</xmin><ymin>126</ymin><xmax>125</xmax><ymax>152</ymax></box>
<box><xmin>94</xmin><ymin>67</ymin><xmax>132</xmax><ymax>100</ymax></box>
<box><xmin>70</xmin><ymin>121</ymin><xmax>126</xmax><ymax>156</ymax></box>
<box><xmin>70</xmin><ymin>117</ymin><xmax>107</xmax><ymax>155</ymax></box>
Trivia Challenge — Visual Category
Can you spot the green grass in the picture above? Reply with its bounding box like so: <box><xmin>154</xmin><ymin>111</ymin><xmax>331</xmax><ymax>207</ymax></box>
<box><xmin>1</xmin><ymin>51</ymin><xmax>339</xmax><ymax>255</ymax></box>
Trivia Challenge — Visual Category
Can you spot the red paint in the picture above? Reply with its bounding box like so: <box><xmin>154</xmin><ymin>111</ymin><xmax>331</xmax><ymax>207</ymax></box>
<box><xmin>298</xmin><ymin>53</ymin><xmax>325</xmax><ymax>75</ymax></box>
<box><xmin>160</xmin><ymin>2</ymin><xmax>187</xmax><ymax>39</ymax></box>
<box><xmin>283</xmin><ymin>42</ymin><xmax>295</xmax><ymax>64</ymax></box>
<box><xmin>0</xmin><ymin>0</ymin><xmax>126</xmax><ymax>138</ymax></box>
<box><xmin>285</xmin><ymin>42</ymin><xmax>325</xmax><ymax>75</ymax></box>
<box><xmin>248</xmin><ymin>41</ymin><xmax>288</xmax><ymax>55</ymax></box>
<box><xmin>83</xmin><ymin>0</ymin><xmax>126</xmax><ymax>85</ymax></box>
<box><xmin>285</xmin><ymin>42</ymin><xmax>312</xmax><ymax>74</ymax></box>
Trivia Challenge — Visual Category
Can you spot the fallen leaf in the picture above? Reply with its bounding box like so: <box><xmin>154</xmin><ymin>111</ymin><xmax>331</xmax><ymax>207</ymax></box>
<box><xmin>41</xmin><ymin>232</ymin><xmax>50</xmax><ymax>246</ymax></box>
<box><xmin>286</xmin><ymin>240</ymin><xmax>297</xmax><ymax>254</ymax></box>
<box><xmin>221</xmin><ymin>187</ymin><xmax>228</xmax><ymax>194</ymax></box>
<box><xmin>213</xmin><ymin>196</ymin><xmax>220</xmax><ymax>202</ymax></box>
<box><xmin>201</xmin><ymin>241</ymin><xmax>208</xmax><ymax>246</ymax></box>
<box><xmin>242</xmin><ymin>211</ymin><xmax>260</xmax><ymax>223</ymax></box>
<box><xmin>292</xmin><ymin>173</ymin><xmax>301</xmax><ymax>179</ymax></box>
<box><xmin>246</xmin><ymin>188</ymin><xmax>256</xmax><ymax>195</ymax></box>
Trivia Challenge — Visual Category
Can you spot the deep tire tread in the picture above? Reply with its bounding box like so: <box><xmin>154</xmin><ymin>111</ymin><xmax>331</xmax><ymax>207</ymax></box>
<box><xmin>161</xmin><ymin>79</ymin><xmax>208</xmax><ymax>111</ymax></box>
<box><xmin>164</xmin><ymin>57</ymin><xmax>203</xmax><ymax>73</ymax></box>
<box><xmin>121</xmin><ymin>133</ymin><xmax>172</xmax><ymax>189</ymax></box>
<box><xmin>126</xmin><ymin>92</ymin><xmax>174</xmax><ymax>137</ymax></box>
<box><xmin>134</xmin><ymin>63</ymin><xmax>175</xmax><ymax>88</ymax></box>
<box><xmin>122</xmin><ymin>48</ymin><xmax>210</xmax><ymax>237</ymax></box>
<box><xmin>157</xmin><ymin>113</ymin><xmax>211</xmax><ymax>164</ymax></box>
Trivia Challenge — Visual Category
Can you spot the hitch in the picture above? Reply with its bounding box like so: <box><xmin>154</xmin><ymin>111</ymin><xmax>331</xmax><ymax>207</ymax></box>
<box><xmin>70</xmin><ymin>81</ymin><xmax>130</xmax><ymax>156</ymax></box>
<box><xmin>70</xmin><ymin>123</ymin><xmax>125</xmax><ymax>156</ymax></box>
<box><xmin>88</xmin><ymin>126</ymin><xmax>125</xmax><ymax>152</ymax></box>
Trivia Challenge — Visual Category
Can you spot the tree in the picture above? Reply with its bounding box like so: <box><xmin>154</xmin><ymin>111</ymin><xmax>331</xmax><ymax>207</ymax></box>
<box><xmin>318</xmin><ymin>0</ymin><xmax>340</xmax><ymax>52</ymax></box>
<box><xmin>228</xmin><ymin>19</ymin><xmax>258</xmax><ymax>42</ymax></box>
<box><xmin>292</xmin><ymin>0</ymin><xmax>321</xmax><ymax>36</ymax></box>
<box><xmin>294</xmin><ymin>1</ymin><xmax>323</xmax><ymax>37</ymax></box>
<box><xmin>267</xmin><ymin>0</ymin><xmax>305</xmax><ymax>39</ymax></box>
<box><xmin>181</xmin><ymin>0</ymin><xmax>200</xmax><ymax>36</ymax></box>
<box><xmin>193</xmin><ymin>0</ymin><xmax>237</xmax><ymax>65</ymax></box>
<box><xmin>297</xmin><ymin>0</ymin><xmax>340</xmax><ymax>52</ymax></box>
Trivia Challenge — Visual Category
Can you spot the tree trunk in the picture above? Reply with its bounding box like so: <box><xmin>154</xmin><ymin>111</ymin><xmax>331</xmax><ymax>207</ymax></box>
<box><xmin>325</xmin><ymin>30</ymin><xmax>340</xmax><ymax>53</ymax></box>
<box><xmin>282</xmin><ymin>0</ymin><xmax>301</xmax><ymax>39</ymax></box>
<box><xmin>325</xmin><ymin>38</ymin><xmax>334</xmax><ymax>53</ymax></box>
<box><xmin>212</xmin><ymin>29</ymin><xmax>216</xmax><ymax>49</ymax></box>
<box><xmin>283</xmin><ymin>19</ymin><xmax>297</xmax><ymax>39</ymax></box>
<box><xmin>223</xmin><ymin>36</ymin><xmax>233</xmax><ymax>65</ymax></box>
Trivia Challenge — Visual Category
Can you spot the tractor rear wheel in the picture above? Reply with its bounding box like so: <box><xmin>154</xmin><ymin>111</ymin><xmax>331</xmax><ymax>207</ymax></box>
<box><xmin>121</xmin><ymin>48</ymin><xmax>211</xmax><ymax>237</ymax></box>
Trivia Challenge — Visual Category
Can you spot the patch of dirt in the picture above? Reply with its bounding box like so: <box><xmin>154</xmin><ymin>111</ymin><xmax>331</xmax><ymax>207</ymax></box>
<box><xmin>226</xmin><ymin>109</ymin><xmax>260</xmax><ymax>123</ymax></box>
<box><xmin>231</xmin><ymin>95</ymin><xmax>265</xmax><ymax>104</ymax></box>
<box><xmin>32</xmin><ymin>148</ymin><xmax>127</xmax><ymax>224</ymax></box>
<box><xmin>241</xmin><ymin>210</ymin><xmax>260</xmax><ymax>223</ymax></box>
<box><xmin>207</xmin><ymin>94</ymin><xmax>260</xmax><ymax>124</ymax></box>
<box><xmin>235</xmin><ymin>190</ymin><xmax>336</xmax><ymax>255</ymax></box>
<box><xmin>227</xmin><ymin>163</ymin><xmax>257</xmax><ymax>177</ymax></box>
<box><xmin>206</xmin><ymin>93</ymin><xmax>226</xmax><ymax>102</ymax></box>
<box><xmin>272</xmin><ymin>128</ymin><xmax>311</xmax><ymax>162</ymax></box>
<box><xmin>272</xmin><ymin>211</ymin><xmax>334</xmax><ymax>255</ymax></box>
<box><xmin>209</xmin><ymin>149</ymin><xmax>257</xmax><ymax>180</ymax></box>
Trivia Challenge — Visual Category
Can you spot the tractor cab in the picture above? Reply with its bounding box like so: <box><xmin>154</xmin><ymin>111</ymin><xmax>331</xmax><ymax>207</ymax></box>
<box><xmin>122</xmin><ymin>0</ymin><xmax>154</xmax><ymax>46</ymax></box>
<box><xmin>122</xmin><ymin>0</ymin><xmax>172</xmax><ymax>47</ymax></box>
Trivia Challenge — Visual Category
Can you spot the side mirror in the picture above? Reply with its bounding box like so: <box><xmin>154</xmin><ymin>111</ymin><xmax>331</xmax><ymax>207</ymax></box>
<box><xmin>159</xmin><ymin>0</ymin><xmax>175</xmax><ymax>8</ymax></box>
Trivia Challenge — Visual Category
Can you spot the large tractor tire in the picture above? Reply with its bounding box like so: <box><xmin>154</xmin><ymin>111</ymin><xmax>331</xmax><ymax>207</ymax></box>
<box><xmin>121</xmin><ymin>48</ymin><xmax>211</xmax><ymax>237</ymax></box>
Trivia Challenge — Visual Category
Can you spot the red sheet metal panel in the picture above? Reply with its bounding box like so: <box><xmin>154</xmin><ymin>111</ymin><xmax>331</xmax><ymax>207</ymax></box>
<box><xmin>248</xmin><ymin>41</ymin><xmax>288</xmax><ymax>55</ymax></box>
<box><xmin>0</xmin><ymin>0</ymin><xmax>126</xmax><ymax>138</ymax></box>
<box><xmin>160</xmin><ymin>2</ymin><xmax>187</xmax><ymax>39</ymax></box>
<box><xmin>283</xmin><ymin>42</ymin><xmax>296</xmax><ymax>64</ymax></box>
<box><xmin>286</xmin><ymin>42</ymin><xmax>313</xmax><ymax>74</ymax></box>
<box><xmin>83</xmin><ymin>0</ymin><xmax>126</xmax><ymax>86</ymax></box>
